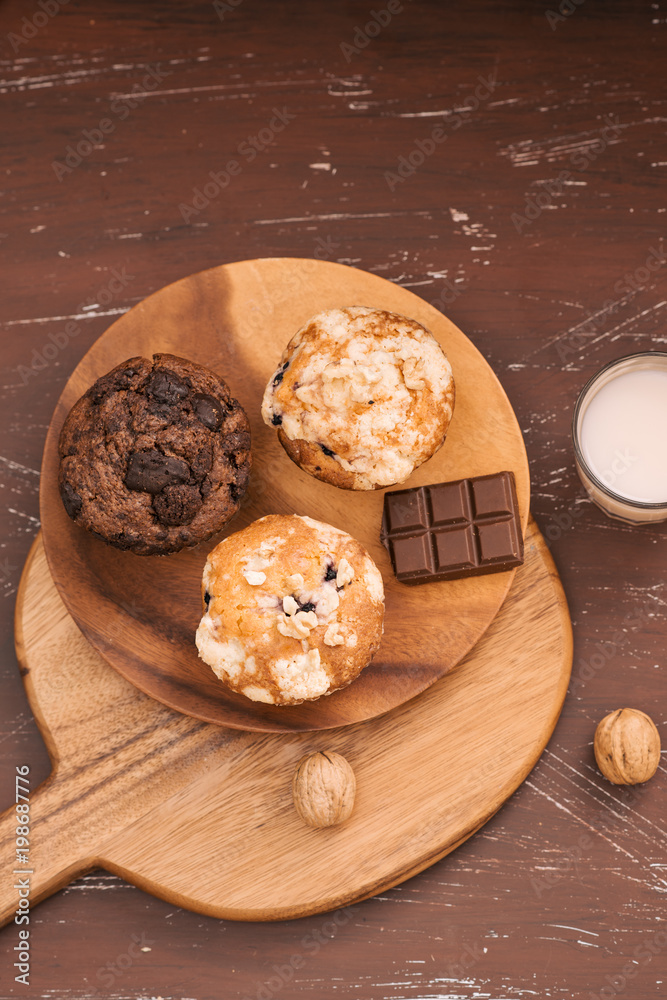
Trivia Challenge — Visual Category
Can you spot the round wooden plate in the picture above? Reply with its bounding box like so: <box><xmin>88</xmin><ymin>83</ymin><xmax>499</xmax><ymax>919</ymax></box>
<box><xmin>39</xmin><ymin>258</ymin><xmax>529</xmax><ymax>733</ymax></box>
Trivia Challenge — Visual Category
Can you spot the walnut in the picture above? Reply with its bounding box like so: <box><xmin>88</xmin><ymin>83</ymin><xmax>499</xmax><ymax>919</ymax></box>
<box><xmin>295</xmin><ymin>610</ymin><xmax>318</xmax><ymax>629</ymax></box>
<box><xmin>594</xmin><ymin>708</ymin><xmax>661</xmax><ymax>785</ymax></box>
<box><xmin>292</xmin><ymin>751</ymin><xmax>356</xmax><ymax>828</ymax></box>
<box><xmin>277</xmin><ymin>610</ymin><xmax>317</xmax><ymax>640</ymax></box>
<box><xmin>336</xmin><ymin>557</ymin><xmax>354</xmax><ymax>588</ymax></box>
<box><xmin>324</xmin><ymin>623</ymin><xmax>345</xmax><ymax>646</ymax></box>
<box><xmin>402</xmin><ymin>356</ymin><xmax>426</xmax><ymax>390</ymax></box>
<box><xmin>282</xmin><ymin>595</ymin><xmax>299</xmax><ymax>615</ymax></box>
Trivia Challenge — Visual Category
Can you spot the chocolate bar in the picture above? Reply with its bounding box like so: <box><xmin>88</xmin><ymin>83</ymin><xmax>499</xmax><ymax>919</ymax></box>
<box><xmin>380</xmin><ymin>472</ymin><xmax>524</xmax><ymax>584</ymax></box>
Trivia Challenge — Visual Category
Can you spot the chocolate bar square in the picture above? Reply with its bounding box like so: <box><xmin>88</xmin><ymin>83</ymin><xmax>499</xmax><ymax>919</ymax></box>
<box><xmin>472</xmin><ymin>475</ymin><xmax>514</xmax><ymax>518</ymax></box>
<box><xmin>476</xmin><ymin>520</ymin><xmax>520</xmax><ymax>565</ymax></box>
<box><xmin>385</xmin><ymin>489</ymin><xmax>425</xmax><ymax>533</ymax></box>
<box><xmin>381</xmin><ymin>471</ymin><xmax>524</xmax><ymax>585</ymax></box>
<box><xmin>427</xmin><ymin>480</ymin><xmax>471</xmax><ymax>525</ymax></box>
<box><xmin>434</xmin><ymin>526</ymin><xmax>476</xmax><ymax>572</ymax></box>
<box><xmin>390</xmin><ymin>533</ymin><xmax>433</xmax><ymax>577</ymax></box>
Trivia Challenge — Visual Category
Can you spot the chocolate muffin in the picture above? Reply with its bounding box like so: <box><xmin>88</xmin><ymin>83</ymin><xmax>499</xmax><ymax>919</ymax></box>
<box><xmin>58</xmin><ymin>353</ymin><xmax>251</xmax><ymax>555</ymax></box>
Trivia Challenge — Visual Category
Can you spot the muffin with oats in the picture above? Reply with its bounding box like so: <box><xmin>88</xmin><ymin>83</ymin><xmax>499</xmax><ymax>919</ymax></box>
<box><xmin>195</xmin><ymin>514</ymin><xmax>385</xmax><ymax>705</ymax></box>
<box><xmin>261</xmin><ymin>306</ymin><xmax>455</xmax><ymax>490</ymax></box>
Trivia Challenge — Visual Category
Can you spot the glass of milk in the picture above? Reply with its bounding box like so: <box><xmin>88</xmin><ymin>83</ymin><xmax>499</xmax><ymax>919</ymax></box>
<box><xmin>572</xmin><ymin>352</ymin><xmax>667</xmax><ymax>523</ymax></box>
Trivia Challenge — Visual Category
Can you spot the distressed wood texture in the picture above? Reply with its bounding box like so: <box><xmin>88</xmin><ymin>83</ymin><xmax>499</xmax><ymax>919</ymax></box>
<box><xmin>0</xmin><ymin>518</ymin><xmax>569</xmax><ymax>927</ymax></box>
<box><xmin>38</xmin><ymin>256</ymin><xmax>530</xmax><ymax>732</ymax></box>
<box><xmin>0</xmin><ymin>1</ymin><xmax>665</xmax><ymax>999</ymax></box>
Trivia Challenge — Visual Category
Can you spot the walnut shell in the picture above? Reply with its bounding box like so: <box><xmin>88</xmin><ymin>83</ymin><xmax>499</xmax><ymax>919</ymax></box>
<box><xmin>292</xmin><ymin>751</ymin><xmax>356</xmax><ymax>828</ymax></box>
<box><xmin>594</xmin><ymin>708</ymin><xmax>661</xmax><ymax>785</ymax></box>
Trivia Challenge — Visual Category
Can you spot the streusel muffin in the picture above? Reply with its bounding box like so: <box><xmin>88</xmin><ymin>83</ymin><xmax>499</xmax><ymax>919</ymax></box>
<box><xmin>261</xmin><ymin>306</ymin><xmax>455</xmax><ymax>490</ymax></box>
<box><xmin>195</xmin><ymin>514</ymin><xmax>385</xmax><ymax>705</ymax></box>
<box><xmin>58</xmin><ymin>353</ymin><xmax>251</xmax><ymax>555</ymax></box>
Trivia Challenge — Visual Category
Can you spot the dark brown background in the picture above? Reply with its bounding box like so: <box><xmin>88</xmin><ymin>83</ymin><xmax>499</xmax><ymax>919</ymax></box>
<box><xmin>1</xmin><ymin>1</ymin><xmax>665</xmax><ymax>997</ymax></box>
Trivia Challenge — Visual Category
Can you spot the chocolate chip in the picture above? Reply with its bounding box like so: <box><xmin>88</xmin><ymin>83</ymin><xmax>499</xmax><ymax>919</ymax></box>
<box><xmin>147</xmin><ymin>399</ymin><xmax>177</xmax><ymax>420</ymax></box>
<box><xmin>299</xmin><ymin>601</ymin><xmax>316</xmax><ymax>613</ymax></box>
<box><xmin>204</xmin><ymin>590</ymin><xmax>211</xmax><ymax>609</ymax></box>
<box><xmin>124</xmin><ymin>450</ymin><xmax>190</xmax><ymax>494</ymax></box>
<box><xmin>272</xmin><ymin>361</ymin><xmax>289</xmax><ymax>386</ymax></box>
<box><xmin>119</xmin><ymin>366</ymin><xmax>141</xmax><ymax>388</ymax></box>
<box><xmin>193</xmin><ymin>393</ymin><xmax>224</xmax><ymax>431</ymax></box>
<box><xmin>320</xmin><ymin>444</ymin><xmax>335</xmax><ymax>457</ymax></box>
<box><xmin>60</xmin><ymin>481</ymin><xmax>82</xmax><ymax>519</ymax></box>
<box><xmin>112</xmin><ymin>367</ymin><xmax>140</xmax><ymax>392</ymax></box>
<box><xmin>271</xmin><ymin>413</ymin><xmax>282</xmax><ymax>426</ymax></box>
<box><xmin>152</xmin><ymin>484</ymin><xmax>202</xmax><ymax>526</ymax></box>
<box><xmin>146</xmin><ymin>369</ymin><xmax>189</xmax><ymax>405</ymax></box>
<box><xmin>324</xmin><ymin>564</ymin><xmax>337</xmax><ymax>582</ymax></box>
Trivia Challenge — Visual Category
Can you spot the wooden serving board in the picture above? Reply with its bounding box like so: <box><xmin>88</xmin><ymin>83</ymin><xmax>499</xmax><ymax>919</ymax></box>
<box><xmin>0</xmin><ymin>518</ymin><xmax>571</xmax><ymax>925</ymax></box>
<box><xmin>38</xmin><ymin>257</ymin><xmax>530</xmax><ymax>732</ymax></box>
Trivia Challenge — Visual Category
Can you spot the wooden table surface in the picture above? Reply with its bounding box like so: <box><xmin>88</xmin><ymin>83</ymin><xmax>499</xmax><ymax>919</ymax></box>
<box><xmin>1</xmin><ymin>1</ymin><xmax>665</xmax><ymax>998</ymax></box>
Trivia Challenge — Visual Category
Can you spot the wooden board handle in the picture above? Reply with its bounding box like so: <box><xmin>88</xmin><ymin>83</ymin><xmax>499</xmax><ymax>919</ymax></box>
<box><xmin>5</xmin><ymin>523</ymin><xmax>573</xmax><ymax>923</ymax></box>
<box><xmin>0</xmin><ymin>772</ymin><xmax>91</xmax><ymax>928</ymax></box>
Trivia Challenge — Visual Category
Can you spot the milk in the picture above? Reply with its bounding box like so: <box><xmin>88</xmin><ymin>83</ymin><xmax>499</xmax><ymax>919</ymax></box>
<box><xmin>580</xmin><ymin>369</ymin><xmax>667</xmax><ymax>503</ymax></box>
